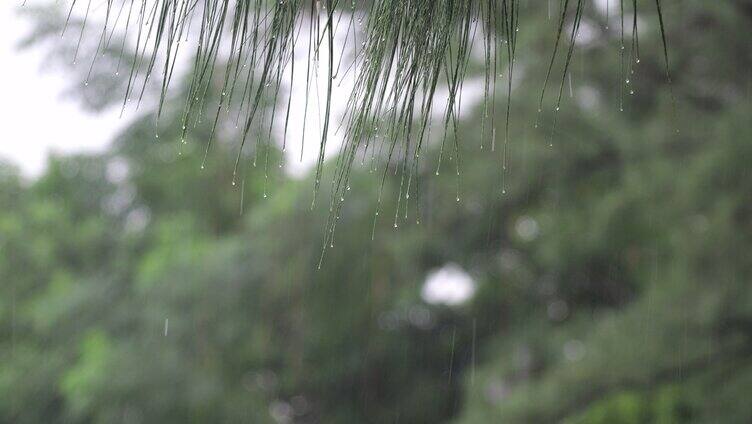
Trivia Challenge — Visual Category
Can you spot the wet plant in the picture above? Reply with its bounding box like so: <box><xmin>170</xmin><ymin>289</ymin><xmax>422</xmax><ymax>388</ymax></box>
<box><xmin>41</xmin><ymin>0</ymin><xmax>672</xmax><ymax>258</ymax></box>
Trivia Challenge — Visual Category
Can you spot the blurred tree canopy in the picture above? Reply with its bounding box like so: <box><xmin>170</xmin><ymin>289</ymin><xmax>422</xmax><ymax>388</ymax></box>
<box><xmin>2</xmin><ymin>0</ymin><xmax>752</xmax><ymax>423</ymax></box>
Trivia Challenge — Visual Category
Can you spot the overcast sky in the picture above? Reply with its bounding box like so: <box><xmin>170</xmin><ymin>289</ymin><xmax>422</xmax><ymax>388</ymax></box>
<box><xmin>0</xmin><ymin>0</ymin><xmax>355</xmax><ymax>179</ymax></box>
<box><xmin>0</xmin><ymin>1</ymin><xmax>126</xmax><ymax>178</ymax></box>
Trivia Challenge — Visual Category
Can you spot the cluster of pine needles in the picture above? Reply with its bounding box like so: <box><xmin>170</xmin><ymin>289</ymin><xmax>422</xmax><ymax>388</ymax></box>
<box><xmin>54</xmin><ymin>0</ymin><xmax>671</xmax><ymax>262</ymax></box>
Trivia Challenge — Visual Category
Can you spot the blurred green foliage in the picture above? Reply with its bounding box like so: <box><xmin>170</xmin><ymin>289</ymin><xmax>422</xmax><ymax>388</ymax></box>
<box><xmin>2</xmin><ymin>1</ymin><xmax>752</xmax><ymax>423</ymax></box>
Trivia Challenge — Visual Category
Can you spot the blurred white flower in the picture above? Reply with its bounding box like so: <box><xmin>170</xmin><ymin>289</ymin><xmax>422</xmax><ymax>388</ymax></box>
<box><xmin>421</xmin><ymin>263</ymin><xmax>476</xmax><ymax>306</ymax></box>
